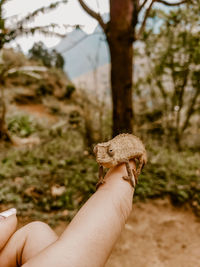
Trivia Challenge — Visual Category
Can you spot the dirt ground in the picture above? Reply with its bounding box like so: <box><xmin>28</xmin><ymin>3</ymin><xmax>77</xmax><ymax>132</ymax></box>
<box><xmin>54</xmin><ymin>198</ymin><xmax>200</xmax><ymax>267</ymax></box>
<box><xmin>105</xmin><ymin>198</ymin><xmax>200</xmax><ymax>267</ymax></box>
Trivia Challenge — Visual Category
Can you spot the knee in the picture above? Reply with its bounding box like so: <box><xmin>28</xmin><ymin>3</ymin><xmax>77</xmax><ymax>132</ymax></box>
<box><xmin>12</xmin><ymin>221</ymin><xmax>57</xmax><ymax>265</ymax></box>
<box><xmin>25</xmin><ymin>221</ymin><xmax>55</xmax><ymax>236</ymax></box>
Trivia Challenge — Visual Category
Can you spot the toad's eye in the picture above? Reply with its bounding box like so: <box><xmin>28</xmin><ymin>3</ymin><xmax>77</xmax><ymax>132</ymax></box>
<box><xmin>107</xmin><ymin>147</ymin><xmax>114</xmax><ymax>156</ymax></box>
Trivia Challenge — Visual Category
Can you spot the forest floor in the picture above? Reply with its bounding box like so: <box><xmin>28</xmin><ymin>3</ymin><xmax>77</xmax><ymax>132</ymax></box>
<box><xmin>105</xmin><ymin>198</ymin><xmax>200</xmax><ymax>267</ymax></box>
<box><xmin>52</xmin><ymin>198</ymin><xmax>200</xmax><ymax>267</ymax></box>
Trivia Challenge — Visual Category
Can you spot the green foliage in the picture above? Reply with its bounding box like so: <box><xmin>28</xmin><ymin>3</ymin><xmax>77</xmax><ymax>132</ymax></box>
<box><xmin>36</xmin><ymin>83</ymin><xmax>53</xmax><ymax>96</ymax></box>
<box><xmin>2</xmin><ymin>48</ymin><xmax>27</xmax><ymax>68</ymax></box>
<box><xmin>28</xmin><ymin>42</ymin><xmax>65</xmax><ymax>69</ymax></box>
<box><xmin>135</xmin><ymin>142</ymin><xmax>200</xmax><ymax>213</ymax></box>
<box><xmin>0</xmin><ymin>114</ymin><xmax>200</xmax><ymax>222</ymax></box>
<box><xmin>0</xmin><ymin>0</ymin><xmax>68</xmax><ymax>49</ymax></box>
<box><xmin>64</xmin><ymin>84</ymin><xmax>76</xmax><ymax>99</ymax></box>
<box><xmin>34</xmin><ymin>67</ymin><xmax>70</xmax><ymax>98</ymax></box>
<box><xmin>0</xmin><ymin>124</ymin><xmax>97</xmax><ymax>221</ymax></box>
<box><xmin>7</xmin><ymin>115</ymin><xmax>37</xmax><ymax>137</ymax></box>
<box><xmin>137</xmin><ymin>4</ymin><xmax>200</xmax><ymax>148</ymax></box>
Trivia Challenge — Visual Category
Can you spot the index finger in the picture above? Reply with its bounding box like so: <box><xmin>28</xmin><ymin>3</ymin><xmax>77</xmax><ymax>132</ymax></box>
<box><xmin>22</xmin><ymin>161</ymin><xmax>136</xmax><ymax>267</ymax></box>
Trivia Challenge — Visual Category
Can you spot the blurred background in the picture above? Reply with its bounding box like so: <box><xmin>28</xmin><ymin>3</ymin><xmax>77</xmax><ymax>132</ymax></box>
<box><xmin>0</xmin><ymin>0</ymin><xmax>200</xmax><ymax>266</ymax></box>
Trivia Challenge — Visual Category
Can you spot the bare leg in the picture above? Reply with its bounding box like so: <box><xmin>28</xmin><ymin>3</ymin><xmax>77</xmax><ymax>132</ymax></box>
<box><xmin>122</xmin><ymin>160</ymin><xmax>136</xmax><ymax>188</ymax></box>
<box><xmin>96</xmin><ymin>165</ymin><xmax>105</xmax><ymax>189</ymax></box>
<box><xmin>0</xmin><ymin>221</ymin><xmax>58</xmax><ymax>266</ymax></box>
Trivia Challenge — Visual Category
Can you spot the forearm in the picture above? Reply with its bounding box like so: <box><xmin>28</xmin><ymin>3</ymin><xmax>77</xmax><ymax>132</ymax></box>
<box><xmin>23</xmin><ymin>162</ymin><xmax>135</xmax><ymax>267</ymax></box>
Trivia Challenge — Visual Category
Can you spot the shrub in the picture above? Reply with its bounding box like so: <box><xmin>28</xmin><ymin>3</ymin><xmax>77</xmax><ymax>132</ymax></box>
<box><xmin>7</xmin><ymin>115</ymin><xmax>36</xmax><ymax>137</ymax></box>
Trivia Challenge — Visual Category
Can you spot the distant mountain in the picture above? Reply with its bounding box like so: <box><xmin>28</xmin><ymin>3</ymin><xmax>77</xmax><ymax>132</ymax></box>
<box><xmin>54</xmin><ymin>6</ymin><xmax>170</xmax><ymax>80</ymax></box>
<box><xmin>55</xmin><ymin>21</ymin><xmax>110</xmax><ymax>79</ymax></box>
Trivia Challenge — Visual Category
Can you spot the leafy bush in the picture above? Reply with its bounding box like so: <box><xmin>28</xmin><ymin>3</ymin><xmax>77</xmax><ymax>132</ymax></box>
<box><xmin>135</xmin><ymin>143</ymin><xmax>200</xmax><ymax>214</ymax></box>
<box><xmin>35</xmin><ymin>68</ymin><xmax>71</xmax><ymax>99</ymax></box>
<box><xmin>7</xmin><ymin>115</ymin><xmax>36</xmax><ymax>137</ymax></box>
<box><xmin>0</xmin><ymin>127</ymin><xmax>96</xmax><ymax>221</ymax></box>
<box><xmin>64</xmin><ymin>84</ymin><xmax>76</xmax><ymax>99</ymax></box>
<box><xmin>28</xmin><ymin>42</ymin><xmax>65</xmax><ymax>69</ymax></box>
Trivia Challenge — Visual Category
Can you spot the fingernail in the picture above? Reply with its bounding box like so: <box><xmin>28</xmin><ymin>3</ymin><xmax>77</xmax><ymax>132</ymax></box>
<box><xmin>0</xmin><ymin>208</ymin><xmax>17</xmax><ymax>218</ymax></box>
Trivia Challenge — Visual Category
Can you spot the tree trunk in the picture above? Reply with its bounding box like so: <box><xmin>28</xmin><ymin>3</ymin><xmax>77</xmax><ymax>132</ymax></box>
<box><xmin>0</xmin><ymin>86</ymin><xmax>12</xmax><ymax>142</ymax></box>
<box><xmin>78</xmin><ymin>0</ymin><xmax>139</xmax><ymax>137</ymax></box>
<box><xmin>108</xmin><ymin>35</ymin><xmax>134</xmax><ymax>136</ymax></box>
<box><xmin>106</xmin><ymin>0</ymin><xmax>137</xmax><ymax>137</ymax></box>
<box><xmin>174</xmin><ymin>131</ymin><xmax>181</xmax><ymax>151</ymax></box>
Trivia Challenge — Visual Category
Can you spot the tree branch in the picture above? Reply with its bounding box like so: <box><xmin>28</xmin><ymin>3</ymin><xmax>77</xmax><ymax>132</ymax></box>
<box><xmin>156</xmin><ymin>0</ymin><xmax>187</xmax><ymax>6</ymax></box>
<box><xmin>137</xmin><ymin>0</ymin><xmax>187</xmax><ymax>38</ymax></box>
<box><xmin>137</xmin><ymin>0</ymin><xmax>155</xmax><ymax>39</ymax></box>
<box><xmin>58</xmin><ymin>32</ymin><xmax>103</xmax><ymax>53</ymax></box>
<box><xmin>139</xmin><ymin>0</ymin><xmax>149</xmax><ymax>11</ymax></box>
<box><xmin>77</xmin><ymin>0</ymin><xmax>107</xmax><ymax>32</ymax></box>
<box><xmin>17</xmin><ymin>0</ymin><xmax>68</xmax><ymax>27</ymax></box>
<box><xmin>181</xmin><ymin>81</ymin><xmax>200</xmax><ymax>134</ymax></box>
<box><xmin>7</xmin><ymin>24</ymin><xmax>65</xmax><ymax>44</ymax></box>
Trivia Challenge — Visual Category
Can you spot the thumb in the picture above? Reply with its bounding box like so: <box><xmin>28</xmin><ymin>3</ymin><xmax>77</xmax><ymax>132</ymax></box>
<box><xmin>0</xmin><ymin>208</ymin><xmax>18</xmax><ymax>250</ymax></box>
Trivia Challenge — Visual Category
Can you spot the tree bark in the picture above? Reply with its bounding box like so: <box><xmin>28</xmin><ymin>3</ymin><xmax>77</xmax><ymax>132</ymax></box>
<box><xmin>0</xmin><ymin>102</ymin><xmax>11</xmax><ymax>142</ymax></box>
<box><xmin>108</xmin><ymin>35</ymin><xmax>134</xmax><ymax>136</ymax></box>
<box><xmin>107</xmin><ymin>0</ymin><xmax>136</xmax><ymax>136</ymax></box>
<box><xmin>0</xmin><ymin>85</ymin><xmax>12</xmax><ymax>142</ymax></box>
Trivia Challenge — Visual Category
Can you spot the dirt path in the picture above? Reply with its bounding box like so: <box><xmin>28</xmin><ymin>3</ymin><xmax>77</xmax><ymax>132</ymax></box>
<box><xmin>105</xmin><ymin>198</ymin><xmax>200</xmax><ymax>267</ymax></box>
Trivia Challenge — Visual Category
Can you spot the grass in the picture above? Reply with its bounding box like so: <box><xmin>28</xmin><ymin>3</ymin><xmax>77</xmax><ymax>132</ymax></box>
<box><xmin>0</xmin><ymin>128</ymin><xmax>97</xmax><ymax>222</ymax></box>
<box><xmin>135</xmin><ymin>142</ymin><xmax>200</xmax><ymax>214</ymax></box>
<box><xmin>7</xmin><ymin>115</ymin><xmax>38</xmax><ymax>137</ymax></box>
<box><xmin>0</xmin><ymin>114</ymin><xmax>200</xmax><ymax>225</ymax></box>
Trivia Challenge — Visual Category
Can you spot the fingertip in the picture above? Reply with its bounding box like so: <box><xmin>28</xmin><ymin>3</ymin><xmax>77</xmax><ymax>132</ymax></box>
<box><xmin>0</xmin><ymin>208</ymin><xmax>17</xmax><ymax>218</ymax></box>
<box><xmin>0</xmin><ymin>212</ymin><xmax>18</xmax><ymax>250</ymax></box>
<box><xmin>0</xmin><ymin>209</ymin><xmax>18</xmax><ymax>231</ymax></box>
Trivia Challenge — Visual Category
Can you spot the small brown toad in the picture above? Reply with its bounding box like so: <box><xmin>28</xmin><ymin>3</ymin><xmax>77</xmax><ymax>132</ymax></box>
<box><xmin>93</xmin><ymin>133</ymin><xmax>147</xmax><ymax>188</ymax></box>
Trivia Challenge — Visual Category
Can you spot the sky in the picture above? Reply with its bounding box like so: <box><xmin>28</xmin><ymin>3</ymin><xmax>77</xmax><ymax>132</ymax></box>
<box><xmin>4</xmin><ymin>0</ymin><xmax>109</xmax><ymax>53</ymax></box>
